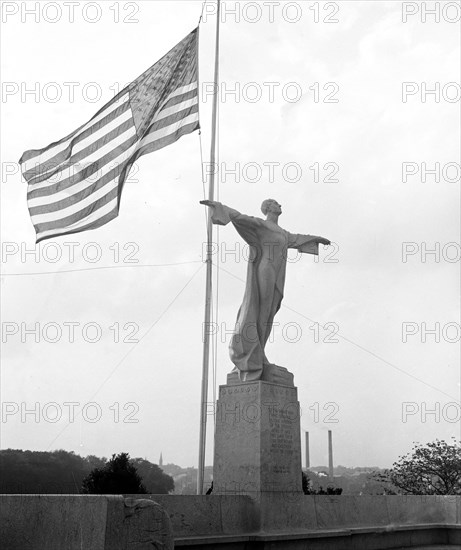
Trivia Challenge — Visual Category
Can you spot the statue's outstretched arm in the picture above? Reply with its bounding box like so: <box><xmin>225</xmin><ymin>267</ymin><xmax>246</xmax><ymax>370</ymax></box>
<box><xmin>200</xmin><ymin>201</ymin><xmax>262</xmax><ymax>231</ymax></box>
<box><xmin>199</xmin><ymin>200</ymin><xmax>240</xmax><ymax>225</ymax></box>
<box><xmin>288</xmin><ymin>233</ymin><xmax>331</xmax><ymax>255</ymax></box>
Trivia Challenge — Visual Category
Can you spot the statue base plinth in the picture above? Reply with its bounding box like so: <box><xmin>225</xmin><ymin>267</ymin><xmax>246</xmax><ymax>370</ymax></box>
<box><xmin>226</xmin><ymin>364</ymin><xmax>294</xmax><ymax>387</ymax></box>
<box><xmin>213</xmin><ymin>380</ymin><xmax>303</xmax><ymax>497</ymax></box>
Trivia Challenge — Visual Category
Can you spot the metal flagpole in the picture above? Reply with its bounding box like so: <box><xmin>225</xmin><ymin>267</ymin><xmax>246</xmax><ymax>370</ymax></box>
<box><xmin>197</xmin><ymin>0</ymin><xmax>221</xmax><ymax>496</ymax></box>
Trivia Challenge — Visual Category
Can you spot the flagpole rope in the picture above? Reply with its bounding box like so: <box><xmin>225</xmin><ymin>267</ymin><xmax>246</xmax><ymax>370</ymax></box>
<box><xmin>197</xmin><ymin>13</ymin><xmax>216</xmax><ymax>425</ymax></box>
<box><xmin>196</xmin><ymin>18</ymin><xmax>208</xmax><ymax>227</ymax></box>
<box><xmin>199</xmin><ymin>1</ymin><xmax>206</xmax><ymax>23</ymax></box>
<box><xmin>199</xmin><ymin>0</ymin><xmax>212</xmax><ymax>24</ymax></box>
<box><xmin>197</xmin><ymin>0</ymin><xmax>220</xmax><ymax>494</ymax></box>
<box><xmin>198</xmin><ymin>133</ymin><xmax>208</xmax><ymax>225</ymax></box>
<box><xmin>212</xmin><ymin>85</ymin><xmax>221</xmax><ymax>429</ymax></box>
<box><xmin>198</xmin><ymin>0</ymin><xmax>220</xmax><ymax>450</ymax></box>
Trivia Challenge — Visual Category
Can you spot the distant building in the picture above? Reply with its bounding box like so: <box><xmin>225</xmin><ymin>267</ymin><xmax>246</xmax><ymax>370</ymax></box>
<box><xmin>159</xmin><ymin>452</ymin><xmax>163</xmax><ymax>468</ymax></box>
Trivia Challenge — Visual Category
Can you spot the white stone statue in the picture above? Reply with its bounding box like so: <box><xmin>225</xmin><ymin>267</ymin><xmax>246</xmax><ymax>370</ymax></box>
<box><xmin>201</xmin><ymin>199</ymin><xmax>330</xmax><ymax>385</ymax></box>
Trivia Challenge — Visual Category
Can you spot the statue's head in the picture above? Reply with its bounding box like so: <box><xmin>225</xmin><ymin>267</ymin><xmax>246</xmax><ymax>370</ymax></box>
<box><xmin>261</xmin><ymin>199</ymin><xmax>282</xmax><ymax>216</ymax></box>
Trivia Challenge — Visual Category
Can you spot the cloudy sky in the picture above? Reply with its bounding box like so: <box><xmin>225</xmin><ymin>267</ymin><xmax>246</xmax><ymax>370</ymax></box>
<box><xmin>1</xmin><ymin>1</ymin><xmax>460</xmax><ymax>470</ymax></box>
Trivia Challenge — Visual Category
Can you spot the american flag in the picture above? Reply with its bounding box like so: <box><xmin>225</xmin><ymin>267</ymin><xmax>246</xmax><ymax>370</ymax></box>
<box><xmin>19</xmin><ymin>28</ymin><xmax>200</xmax><ymax>243</ymax></box>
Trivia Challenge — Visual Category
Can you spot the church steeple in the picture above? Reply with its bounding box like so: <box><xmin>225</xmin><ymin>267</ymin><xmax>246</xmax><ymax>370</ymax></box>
<box><xmin>159</xmin><ymin>452</ymin><xmax>163</xmax><ymax>467</ymax></box>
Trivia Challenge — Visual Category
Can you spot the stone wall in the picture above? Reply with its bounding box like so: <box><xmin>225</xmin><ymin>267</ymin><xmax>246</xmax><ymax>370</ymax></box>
<box><xmin>0</xmin><ymin>494</ymin><xmax>173</xmax><ymax>550</ymax></box>
<box><xmin>1</xmin><ymin>494</ymin><xmax>459</xmax><ymax>549</ymax></box>
<box><xmin>147</xmin><ymin>494</ymin><xmax>460</xmax><ymax>537</ymax></box>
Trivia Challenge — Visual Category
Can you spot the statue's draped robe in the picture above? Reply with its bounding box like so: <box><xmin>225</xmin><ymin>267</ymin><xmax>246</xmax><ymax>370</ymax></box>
<box><xmin>209</xmin><ymin>203</ymin><xmax>320</xmax><ymax>381</ymax></box>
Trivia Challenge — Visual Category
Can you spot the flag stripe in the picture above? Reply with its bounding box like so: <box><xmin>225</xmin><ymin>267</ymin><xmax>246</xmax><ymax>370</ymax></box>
<box><xmin>20</xmin><ymin>27</ymin><xmax>200</xmax><ymax>243</ymax></box>
<box><xmin>28</xmin><ymin>142</ymin><xmax>139</xmax><ymax>213</ymax></box>
<box><xmin>27</xmin><ymin>128</ymin><xmax>138</xmax><ymax>198</ymax></box>
<box><xmin>154</xmin><ymin>97</ymin><xmax>198</xmax><ymax>123</ymax></box>
<box><xmin>70</xmin><ymin>107</ymin><xmax>135</xmax><ymax>159</ymax></box>
<box><xmin>30</xmin><ymin>108</ymin><xmax>199</xmax><ymax>202</ymax></box>
<box><xmin>145</xmin><ymin>104</ymin><xmax>199</xmax><ymax>137</ymax></box>
<box><xmin>36</xmin><ymin>199</ymin><xmax>119</xmax><ymax>243</ymax></box>
<box><xmin>67</xmin><ymin>118</ymin><xmax>136</xmax><ymax>171</ymax></box>
<box><xmin>31</xmin><ymin>177</ymin><xmax>120</xmax><ymax>225</ymax></box>
<box><xmin>137</xmin><ymin>120</ymin><xmax>200</xmax><ymax>158</ymax></box>
<box><xmin>34</xmin><ymin>181</ymin><xmax>120</xmax><ymax>233</ymax></box>
<box><xmin>24</xmin><ymin>100</ymin><xmax>132</xmax><ymax>183</ymax></box>
<box><xmin>140</xmin><ymin>112</ymin><xmax>199</xmax><ymax>148</ymax></box>
<box><xmin>166</xmin><ymin>82</ymin><xmax>198</xmax><ymax>100</ymax></box>
<box><xmin>117</xmin><ymin>120</ymin><xmax>200</xmax><ymax>191</ymax></box>
<box><xmin>28</xmin><ymin>114</ymin><xmax>136</xmax><ymax>186</ymax></box>
<box><xmin>21</xmin><ymin>93</ymin><xmax>130</xmax><ymax>173</ymax></box>
<box><xmin>160</xmin><ymin>89</ymin><xmax>199</xmax><ymax>111</ymax></box>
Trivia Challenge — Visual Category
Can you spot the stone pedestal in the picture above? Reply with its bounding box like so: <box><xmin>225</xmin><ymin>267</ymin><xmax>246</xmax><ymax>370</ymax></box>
<box><xmin>226</xmin><ymin>364</ymin><xmax>294</xmax><ymax>386</ymax></box>
<box><xmin>213</xmin><ymin>380</ymin><xmax>303</xmax><ymax>497</ymax></box>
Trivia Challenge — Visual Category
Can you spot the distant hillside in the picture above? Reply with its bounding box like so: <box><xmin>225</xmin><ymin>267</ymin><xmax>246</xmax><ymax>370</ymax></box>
<box><xmin>160</xmin><ymin>463</ymin><xmax>213</xmax><ymax>494</ymax></box>
<box><xmin>1</xmin><ymin>448</ymin><xmax>385</xmax><ymax>496</ymax></box>
<box><xmin>0</xmin><ymin>449</ymin><xmax>174</xmax><ymax>494</ymax></box>
<box><xmin>305</xmin><ymin>466</ymin><xmax>386</xmax><ymax>495</ymax></box>
<box><xmin>159</xmin><ymin>463</ymin><xmax>385</xmax><ymax>495</ymax></box>
<box><xmin>309</xmin><ymin>465</ymin><xmax>383</xmax><ymax>476</ymax></box>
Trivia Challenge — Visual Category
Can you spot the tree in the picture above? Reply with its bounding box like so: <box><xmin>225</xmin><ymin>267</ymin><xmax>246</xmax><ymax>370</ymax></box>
<box><xmin>0</xmin><ymin>449</ymin><xmax>95</xmax><ymax>494</ymax></box>
<box><xmin>374</xmin><ymin>439</ymin><xmax>461</xmax><ymax>495</ymax></box>
<box><xmin>131</xmin><ymin>458</ymin><xmax>174</xmax><ymax>494</ymax></box>
<box><xmin>302</xmin><ymin>471</ymin><xmax>343</xmax><ymax>495</ymax></box>
<box><xmin>82</xmin><ymin>452</ymin><xmax>147</xmax><ymax>495</ymax></box>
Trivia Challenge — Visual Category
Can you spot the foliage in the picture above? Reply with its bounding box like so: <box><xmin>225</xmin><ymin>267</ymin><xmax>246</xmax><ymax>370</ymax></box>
<box><xmin>0</xmin><ymin>449</ymin><xmax>99</xmax><ymax>494</ymax></box>
<box><xmin>374</xmin><ymin>439</ymin><xmax>461</xmax><ymax>495</ymax></box>
<box><xmin>131</xmin><ymin>458</ymin><xmax>174</xmax><ymax>494</ymax></box>
<box><xmin>81</xmin><ymin>452</ymin><xmax>147</xmax><ymax>494</ymax></box>
<box><xmin>302</xmin><ymin>471</ymin><xmax>343</xmax><ymax>495</ymax></box>
<box><xmin>0</xmin><ymin>449</ymin><xmax>173</xmax><ymax>495</ymax></box>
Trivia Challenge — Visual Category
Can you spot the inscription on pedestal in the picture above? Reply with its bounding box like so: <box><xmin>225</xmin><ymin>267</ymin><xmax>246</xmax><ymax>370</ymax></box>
<box><xmin>213</xmin><ymin>381</ymin><xmax>303</xmax><ymax>495</ymax></box>
<box><xmin>270</xmin><ymin>411</ymin><xmax>295</xmax><ymax>453</ymax></box>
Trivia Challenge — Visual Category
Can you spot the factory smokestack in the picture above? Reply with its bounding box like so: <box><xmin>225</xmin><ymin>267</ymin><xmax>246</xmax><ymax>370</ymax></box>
<box><xmin>328</xmin><ymin>430</ymin><xmax>334</xmax><ymax>481</ymax></box>
<box><xmin>305</xmin><ymin>431</ymin><xmax>310</xmax><ymax>469</ymax></box>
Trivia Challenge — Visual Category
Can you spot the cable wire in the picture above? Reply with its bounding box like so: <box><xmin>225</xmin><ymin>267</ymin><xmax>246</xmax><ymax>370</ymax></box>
<box><xmin>1</xmin><ymin>261</ymin><xmax>203</xmax><ymax>277</ymax></box>
<box><xmin>213</xmin><ymin>262</ymin><xmax>460</xmax><ymax>403</ymax></box>
<box><xmin>46</xmin><ymin>262</ymin><xmax>205</xmax><ymax>450</ymax></box>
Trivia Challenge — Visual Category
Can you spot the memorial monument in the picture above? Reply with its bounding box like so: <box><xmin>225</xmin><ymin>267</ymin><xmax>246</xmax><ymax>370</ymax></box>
<box><xmin>201</xmin><ymin>199</ymin><xmax>330</xmax><ymax>499</ymax></box>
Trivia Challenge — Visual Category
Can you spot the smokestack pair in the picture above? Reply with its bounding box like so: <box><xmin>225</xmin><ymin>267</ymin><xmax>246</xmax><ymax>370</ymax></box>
<box><xmin>304</xmin><ymin>430</ymin><xmax>334</xmax><ymax>480</ymax></box>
